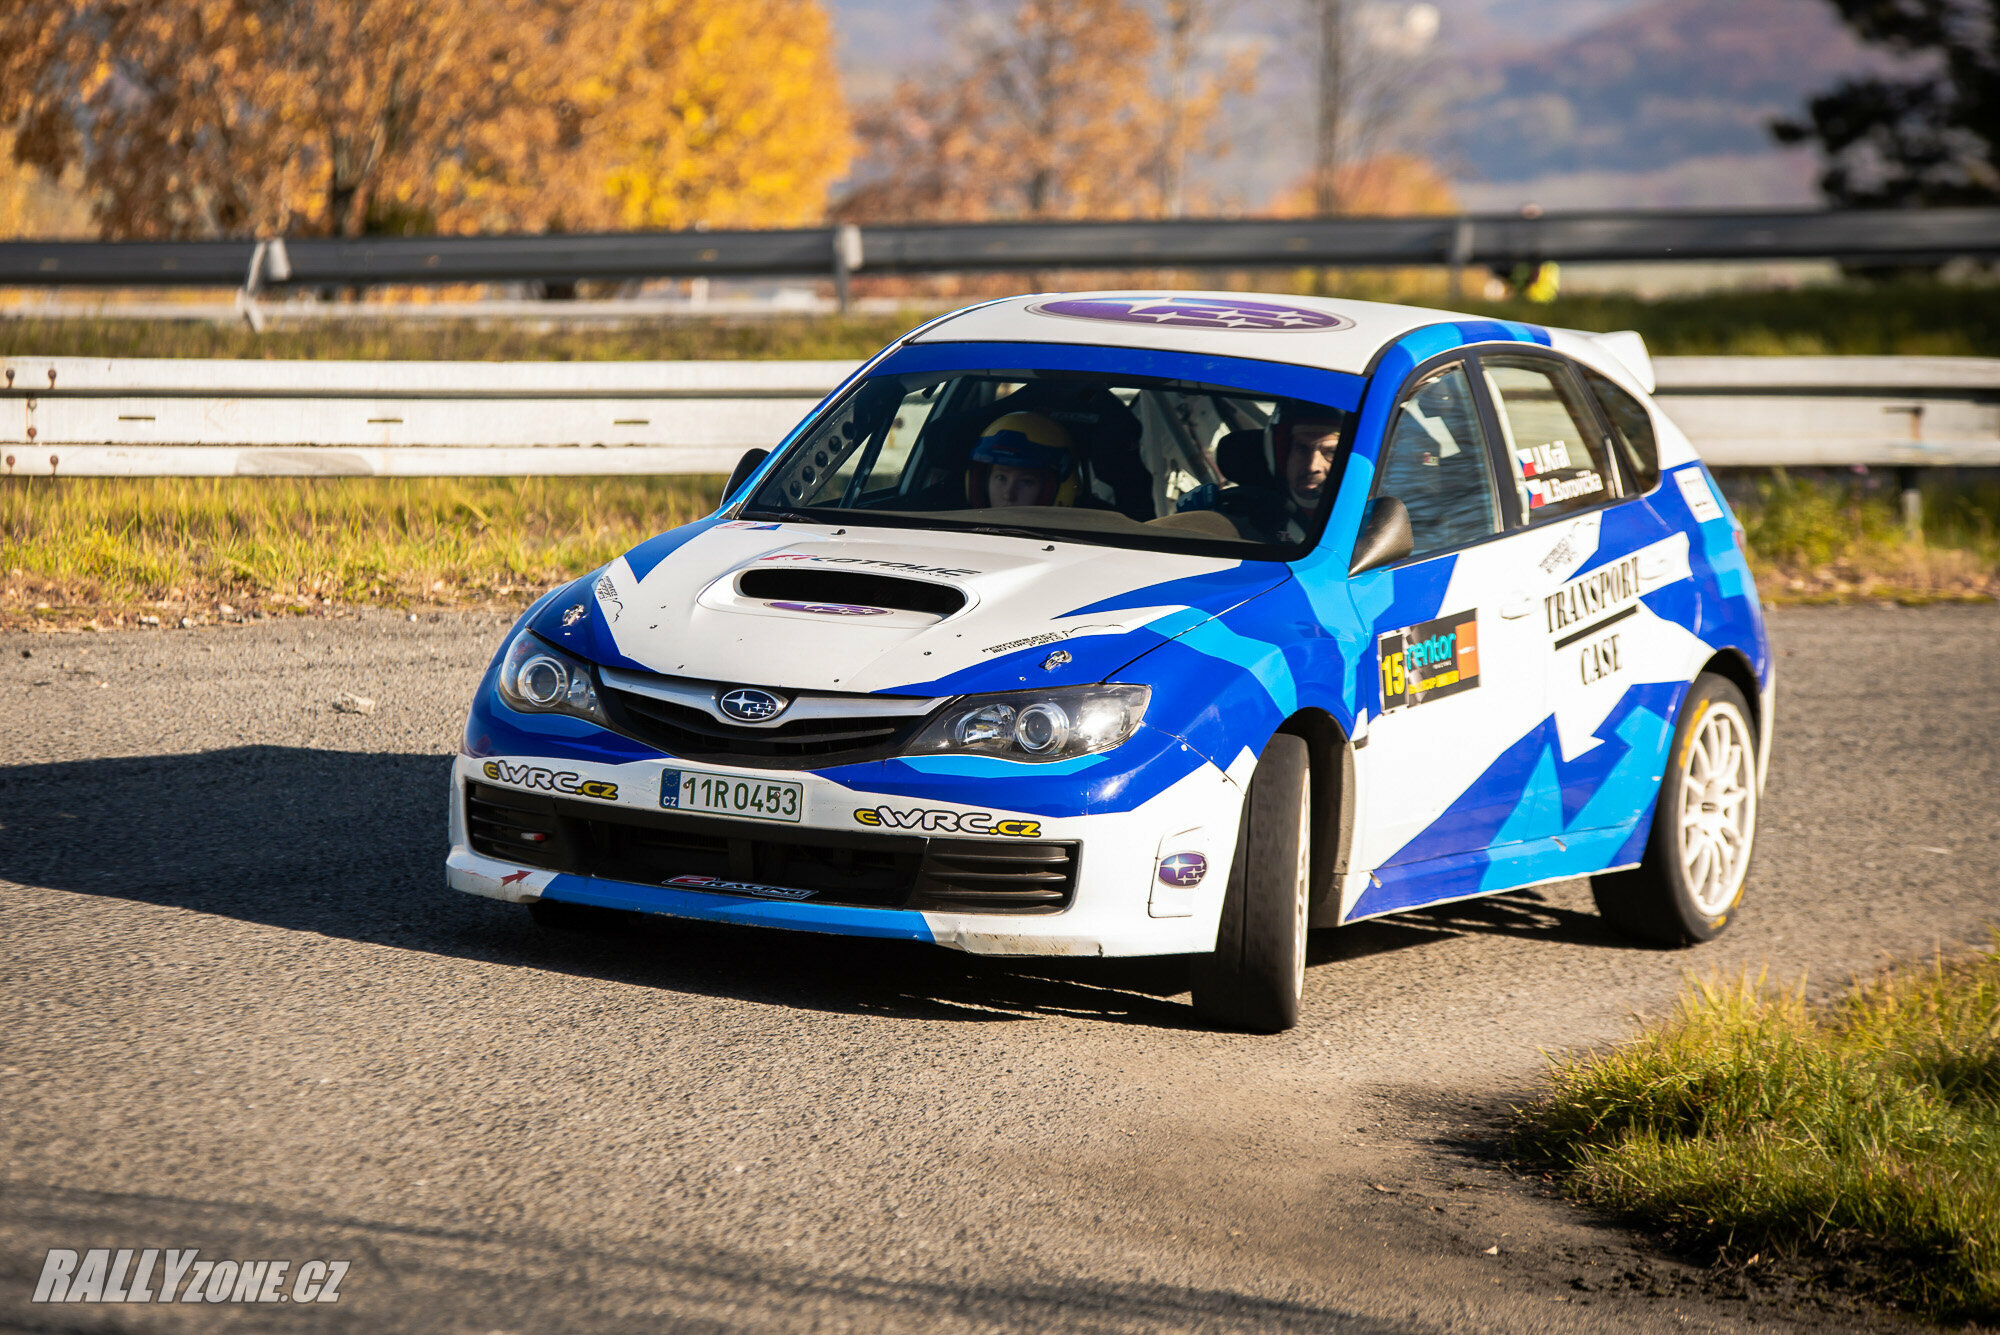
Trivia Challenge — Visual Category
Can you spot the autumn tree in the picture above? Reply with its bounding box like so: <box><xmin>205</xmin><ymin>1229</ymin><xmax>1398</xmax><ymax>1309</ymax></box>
<box><xmin>0</xmin><ymin>0</ymin><xmax>850</xmax><ymax>239</ymax></box>
<box><xmin>1773</xmin><ymin>0</ymin><xmax>1999</xmax><ymax>206</ymax></box>
<box><xmin>1302</xmin><ymin>1</ymin><xmax>1440</xmax><ymax>215</ymax></box>
<box><xmin>0</xmin><ymin>132</ymin><xmax>94</xmax><ymax>239</ymax></box>
<box><xmin>841</xmin><ymin>0</ymin><xmax>1250</xmax><ymax>222</ymax></box>
<box><xmin>567</xmin><ymin>0</ymin><xmax>852</xmax><ymax>231</ymax></box>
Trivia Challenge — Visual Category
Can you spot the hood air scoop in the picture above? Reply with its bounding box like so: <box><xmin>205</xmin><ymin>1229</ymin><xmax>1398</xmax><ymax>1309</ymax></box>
<box><xmin>735</xmin><ymin>567</ymin><xmax>967</xmax><ymax>618</ymax></box>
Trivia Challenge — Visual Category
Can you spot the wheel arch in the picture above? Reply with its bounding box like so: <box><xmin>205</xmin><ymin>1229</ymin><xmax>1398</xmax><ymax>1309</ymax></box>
<box><xmin>1275</xmin><ymin>708</ymin><xmax>1354</xmax><ymax>926</ymax></box>
<box><xmin>1698</xmin><ymin>646</ymin><xmax>1761</xmax><ymax>741</ymax></box>
<box><xmin>1696</xmin><ymin>645</ymin><xmax>1772</xmax><ymax>795</ymax></box>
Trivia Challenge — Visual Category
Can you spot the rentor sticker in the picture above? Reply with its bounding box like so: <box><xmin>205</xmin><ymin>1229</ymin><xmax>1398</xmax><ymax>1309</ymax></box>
<box><xmin>1378</xmin><ymin>609</ymin><xmax>1480</xmax><ymax>712</ymax></box>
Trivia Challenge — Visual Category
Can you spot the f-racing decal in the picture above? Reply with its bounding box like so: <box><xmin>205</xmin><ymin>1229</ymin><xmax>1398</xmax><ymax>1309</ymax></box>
<box><xmin>1378</xmin><ymin>609</ymin><xmax>1480</xmax><ymax>712</ymax></box>
<box><xmin>666</xmin><ymin>875</ymin><xmax>815</xmax><ymax>901</ymax></box>
<box><xmin>482</xmin><ymin>759</ymin><xmax>619</xmax><ymax>801</ymax></box>
<box><xmin>758</xmin><ymin>553</ymin><xmax>979</xmax><ymax>579</ymax></box>
<box><xmin>853</xmin><ymin>806</ymin><xmax>1043</xmax><ymax>837</ymax></box>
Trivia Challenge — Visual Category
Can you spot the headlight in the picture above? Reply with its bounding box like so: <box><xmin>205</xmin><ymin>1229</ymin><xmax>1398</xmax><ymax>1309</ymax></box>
<box><xmin>496</xmin><ymin>630</ymin><xmax>608</xmax><ymax>726</ymax></box>
<box><xmin>904</xmin><ymin>685</ymin><xmax>1150</xmax><ymax>763</ymax></box>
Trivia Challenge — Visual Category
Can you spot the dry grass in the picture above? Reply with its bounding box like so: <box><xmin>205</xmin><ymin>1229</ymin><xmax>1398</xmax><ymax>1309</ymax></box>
<box><xmin>0</xmin><ymin>474</ymin><xmax>720</xmax><ymax>628</ymax></box>
<box><xmin>1511</xmin><ymin>940</ymin><xmax>2000</xmax><ymax>1322</ymax></box>
<box><xmin>1741</xmin><ymin>472</ymin><xmax>2000</xmax><ymax>604</ymax></box>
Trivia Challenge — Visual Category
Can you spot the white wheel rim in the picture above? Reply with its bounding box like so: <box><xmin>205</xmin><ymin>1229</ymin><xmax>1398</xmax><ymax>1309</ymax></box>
<box><xmin>1677</xmin><ymin>701</ymin><xmax>1756</xmax><ymax>917</ymax></box>
<box><xmin>1292</xmin><ymin>771</ymin><xmax>1311</xmax><ymax>998</ymax></box>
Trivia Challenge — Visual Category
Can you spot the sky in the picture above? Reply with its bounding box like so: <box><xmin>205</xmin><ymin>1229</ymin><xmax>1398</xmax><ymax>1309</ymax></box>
<box><xmin>825</xmin><ymin>0</ymin><xmax>1887</xmax><ymax>211</ymax></box>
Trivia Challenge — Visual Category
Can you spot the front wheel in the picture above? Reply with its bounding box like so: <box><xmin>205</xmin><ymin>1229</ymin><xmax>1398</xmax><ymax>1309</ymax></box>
<box><xmin>1191</xmin><ymin>733</ymin><xmax>1312</xmax><ymax>1033</ymax></box>
<box><xmin>1592</xmin><ymin>673</ymin><xmax>1760</xmax><ymax>945</ymax></box>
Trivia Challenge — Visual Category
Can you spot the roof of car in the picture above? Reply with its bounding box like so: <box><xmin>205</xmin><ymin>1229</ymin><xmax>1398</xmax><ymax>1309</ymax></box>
<box><xmin>906</xmin><ymin>290</ymin><xmax>1496</xmax><ymax>377</ymax></box>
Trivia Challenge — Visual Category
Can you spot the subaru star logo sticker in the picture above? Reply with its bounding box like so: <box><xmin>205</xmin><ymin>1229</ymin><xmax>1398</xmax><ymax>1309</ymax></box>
<box><xmin>1157</xmin><ymin>852</ymin><xmax>1208</xmax><ymax>887</ymax></box>
<box><xmin>718</xmin><ymin>687</ymin><xmax>788</xmax><ymax>722</ymax></box>
<box><xmin>766</xmin><ymin>601</ymin><xmax>892</xmax><ymax>617</ymax></box>
<box><xmin>1027</xmin><ymin>295</ymin><xmax>1351</xmax><ymax>333</ymax></box>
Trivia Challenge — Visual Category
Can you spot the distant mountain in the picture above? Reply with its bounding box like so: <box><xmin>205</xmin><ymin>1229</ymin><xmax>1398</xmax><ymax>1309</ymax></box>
<box><xmin>1443</xmin><ymin>0</ymin><xmax>1888</xmax><ymax>183</ymax></box>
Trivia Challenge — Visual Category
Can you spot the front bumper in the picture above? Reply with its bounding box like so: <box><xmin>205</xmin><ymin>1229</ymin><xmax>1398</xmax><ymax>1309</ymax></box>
<box><xmin>445</xmin><ymin>744</ymin><xmax>1245</xmax><ymax>957</ymax></box>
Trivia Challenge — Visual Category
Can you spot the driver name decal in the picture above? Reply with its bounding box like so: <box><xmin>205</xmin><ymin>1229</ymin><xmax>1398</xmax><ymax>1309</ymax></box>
<box><xmin>1378</xmin><ymin>610</ymin><xmax>1480</xmax><ymax>712</ymax></box>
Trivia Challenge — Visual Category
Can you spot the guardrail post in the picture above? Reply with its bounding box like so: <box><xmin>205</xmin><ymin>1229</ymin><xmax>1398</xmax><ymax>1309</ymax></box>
<box><xmin>236</xmin><ymin>238</ymin><xmax>291</xmax><ymax>334</ymax></box>
<box><xmin>832</xmin><ymin>224</ymin><xmax>863</xmax><ymax>314</ymax></box>
<box><xmin>1883</xmin><ymin>403</ymin><xmax>1926</xmax><ymax>539</ymax></box>
<box><xmin>1447</xmin><ymin>217</ymin><xmax>1473</xmax><ymax>301</ymax></box>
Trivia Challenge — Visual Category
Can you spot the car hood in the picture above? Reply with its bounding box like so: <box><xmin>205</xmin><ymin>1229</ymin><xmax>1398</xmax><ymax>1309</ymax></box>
<box><xmin>534</xmin><ymin>518</ymin><xmax>1292</xmax><ymax>697</ymax></box>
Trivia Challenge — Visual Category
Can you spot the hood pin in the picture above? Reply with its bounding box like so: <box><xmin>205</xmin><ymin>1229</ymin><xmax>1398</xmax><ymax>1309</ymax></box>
<box><xmin>1042</xmin><ymin>649</ymin><xmax>1072</xmax><ymax>671</ymax></box>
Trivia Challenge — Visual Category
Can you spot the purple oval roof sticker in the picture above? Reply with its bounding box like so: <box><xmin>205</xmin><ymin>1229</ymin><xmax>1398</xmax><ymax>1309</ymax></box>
<box><xmin>1026</xmin><ymin>295</ymin><xmax>1351</xmax><ymax>333</ymax></box>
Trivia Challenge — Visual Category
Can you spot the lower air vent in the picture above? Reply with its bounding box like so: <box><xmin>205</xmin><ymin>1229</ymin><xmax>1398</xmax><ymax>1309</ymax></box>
<box><xmin>736</xmin><ymin>567</ymin><xmax>966</xmax><ymax>617</ymax></box>
<box><xmin>910</xmin><ymin>840</ymin><xmax>1080</xmax><ymax>914</ymax></box>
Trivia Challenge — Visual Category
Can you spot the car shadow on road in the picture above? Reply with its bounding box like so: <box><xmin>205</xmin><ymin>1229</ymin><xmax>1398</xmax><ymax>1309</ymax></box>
<box><xmin>1312</xmin><ymin>887</ymin><xmax>1634</xmax><ymax>967</ymax></box>
<box><xmin>0</xmin><ymin>746</ymin><xmax>1625</xmax><ymax>1033</ymax></box>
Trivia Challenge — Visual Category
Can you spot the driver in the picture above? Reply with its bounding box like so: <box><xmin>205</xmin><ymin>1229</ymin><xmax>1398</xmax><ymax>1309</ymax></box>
<box><xmin>1276</xmin><ymin>412</ymin><xmax>1344</xmax><ymax>513</ymax></box>
<box><xmin>967</xmin><ymin>412</ymin><xmax>1077</xmax><ymax>508</ymax></box>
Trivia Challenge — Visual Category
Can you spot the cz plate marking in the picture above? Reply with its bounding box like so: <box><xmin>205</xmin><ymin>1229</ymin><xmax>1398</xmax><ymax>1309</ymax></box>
<box><xmin>661</xmin><ymin>770</ymin><xmax>804</xmax><ymax>823</ymax></box>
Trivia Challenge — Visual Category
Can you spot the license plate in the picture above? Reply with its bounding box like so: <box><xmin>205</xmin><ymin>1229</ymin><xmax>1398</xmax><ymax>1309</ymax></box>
<box><xmin>660</xmin><ymin>771</ymin><xmax>804</xmax><ymax>823</ymax></box>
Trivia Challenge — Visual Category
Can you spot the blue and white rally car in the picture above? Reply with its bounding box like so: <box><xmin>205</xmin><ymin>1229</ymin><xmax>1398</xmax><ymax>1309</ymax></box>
<box><xmin>449</xmin><ymin>292</ymin><xmax>1772</xmax><ymax>1031</ymax></box>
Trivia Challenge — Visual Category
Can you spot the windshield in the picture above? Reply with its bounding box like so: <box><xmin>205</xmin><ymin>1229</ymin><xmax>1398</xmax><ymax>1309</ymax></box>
<box><xmin>742</xmin><ymin>360</ymin><xmax>1358</xmax><ymax>558</ymax></box>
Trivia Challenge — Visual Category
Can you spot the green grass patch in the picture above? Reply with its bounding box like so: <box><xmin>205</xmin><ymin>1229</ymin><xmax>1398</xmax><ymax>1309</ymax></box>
<box><xmin>1460</xmin><ymin>281</ymin><xmax>2000</xmax><ymax>357</ymax></box>
<box><xmin>1512</xmin><ymin>941</ymin><xmax>2000</xmax><ymax>1322</ymax></box>
<box><xmin>2</xmin><ymin>470</ymin><xmax>1992</xmax><ymax>626</ymax></box>
<box><xmin>0</xmin><ymin>475</ymin><xmax>721</xmax><ymax>626</ymax></box>
<box><xmin>3</xmin><ymin>281</ymin><xmax>1998</xmax><ymax>360</ymax></box>
<box><xmin>0</xmin><ymin>313</ymin><xmax>921</xmax><ymax>363</ymax></box>
<box><xmin>1735</xmin><ymin>471</ymin><xmax>1999</xmax><ymax>603</ymax></box>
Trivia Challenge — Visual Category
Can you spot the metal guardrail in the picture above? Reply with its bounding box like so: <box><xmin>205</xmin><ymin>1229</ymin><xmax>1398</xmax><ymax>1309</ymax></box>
<box><xmin>2</xmin><ymin>354</ymin><xmax>1995</xmax><ymax>479</ymax></box>
<box><xmin>5</xmin><ymin>208</ymin><xmax>2000</xmax><ymax>293</ymax></box>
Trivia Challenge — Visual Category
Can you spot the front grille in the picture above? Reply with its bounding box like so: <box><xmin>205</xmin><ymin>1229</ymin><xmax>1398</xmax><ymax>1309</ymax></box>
<box><xmin>466</xmin><ymin>782</ymin><xmax>1078</xmax><ymax>914</ymax></box>
<box><xmin>598</xmin><ymin>687</ymin><xmax>922</xmax><ymax>768</ymax></box>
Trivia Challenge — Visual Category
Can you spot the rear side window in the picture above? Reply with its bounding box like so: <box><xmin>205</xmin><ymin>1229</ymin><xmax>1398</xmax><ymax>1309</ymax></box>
<box><xmin>1582</xmin><ymin>368</ymin><xmax>1661</xmax><ymax>495</ymax></box>
<box><xmin>1372</xmin><ymin>364</ymin><xmax>1499</xmax><ymax>560</ymax></box>
<box><xmin>1482</xmin><ymin>358</ymin><xmax>1617</xmax><ymax>523</ymax></box>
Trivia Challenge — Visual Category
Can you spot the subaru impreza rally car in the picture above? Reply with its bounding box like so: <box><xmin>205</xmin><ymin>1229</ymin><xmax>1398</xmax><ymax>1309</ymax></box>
<box><xmin>449</xmin><ymin>292</ymin><xmax>1772</xmax><ymax>1032</ymax></box>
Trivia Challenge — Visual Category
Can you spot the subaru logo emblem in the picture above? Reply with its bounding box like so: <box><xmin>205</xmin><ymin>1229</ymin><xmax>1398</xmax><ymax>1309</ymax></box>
<box><xmin>1157</xmin><ymin>852</ymin><xmax>1208</xmax><ymax>888</ymax></box>
<box><xmin>719</xmin><ymin>687</ymin><xmax>788</xmax><ymax>722</ymax></box>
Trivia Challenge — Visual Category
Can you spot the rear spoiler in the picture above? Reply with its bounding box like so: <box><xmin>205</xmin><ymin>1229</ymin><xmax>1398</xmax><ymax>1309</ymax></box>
<box><xmin>1581</xmin><ymin>329</ymin><xmax>1655</xmax><ymax>395</ymax></box>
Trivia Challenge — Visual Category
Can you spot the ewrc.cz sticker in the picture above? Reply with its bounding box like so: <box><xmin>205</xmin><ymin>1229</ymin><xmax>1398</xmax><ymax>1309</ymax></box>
<box><xmin>1378</xmin><ymin>609</ymin><xmax>1480</xmax><ymax>712</ymax></box>
<box><xmin>482</xmin><ymin>759</ymin><xmax>618</xmax><ymax>801</ymax></box>
<box><xmin>853</xmin><ymin>806</ymin><xmax>1043</xmax><ymax>837</ymax></box>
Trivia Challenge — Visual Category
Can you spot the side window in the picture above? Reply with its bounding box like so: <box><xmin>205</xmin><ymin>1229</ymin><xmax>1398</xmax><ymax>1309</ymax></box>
<box><xmin>1372</xmin><ymin>364</ymin><xmax>1499</xmax><ymax>560</ymax></box>
<box><xmin>1482</xmin><ymin>358</ymin><xmax>1617</xmax><ymax>523</ymax></box>
<box><xmin>1582</xmin><ymin>367</ymin><xmax>1661</xmax><ymax>495</ymax></box>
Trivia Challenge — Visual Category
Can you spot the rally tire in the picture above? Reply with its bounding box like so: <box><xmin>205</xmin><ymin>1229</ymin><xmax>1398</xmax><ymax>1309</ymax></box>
<box><xmin>1592</xmin><ymin>673</ymin><xmax>1760</xmax><ymax>946</ymax></box>
<box><xmin>1191</xmin><ymin>734</ymin><xmax>1312</xmax><ymax>1033</ymax></box>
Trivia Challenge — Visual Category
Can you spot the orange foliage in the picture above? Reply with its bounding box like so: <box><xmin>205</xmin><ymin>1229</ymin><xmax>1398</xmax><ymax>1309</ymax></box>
<box><xmin>0</xmin><ymin>0</ymin><xmax>848</xmax><ymax>239</ymax></box>
<box><xmin>1269</xmin><ymin>154</ymin><xmax>1460</xmax><ymax>218</ymax></box>
<box><xmin>841</xmin><ymin>0</ymin><xmax>1249</xmax><ymax>223</ymax></box>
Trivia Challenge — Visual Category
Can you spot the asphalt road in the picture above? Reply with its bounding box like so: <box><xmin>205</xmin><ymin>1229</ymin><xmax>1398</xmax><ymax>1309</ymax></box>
<box><xmin>3</xmin><ymin>604</ymin><xmax>1995</xmax><ymax>1334</ymax></box>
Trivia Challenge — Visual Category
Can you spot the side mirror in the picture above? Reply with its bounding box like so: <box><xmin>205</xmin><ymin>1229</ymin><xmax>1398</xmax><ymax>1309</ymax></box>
<box><xmin>1348</xmin><ymin>496</ymin><xmax>1414</xmax><ymax>576</ymax></box>
<box><xmin>724</xmin><ymin>447</ymin><xmax>769</xmax><ymax>502</ymax></box>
